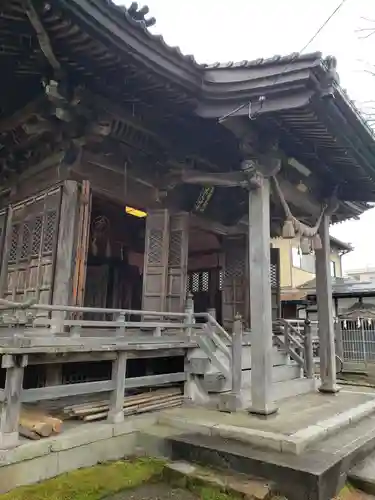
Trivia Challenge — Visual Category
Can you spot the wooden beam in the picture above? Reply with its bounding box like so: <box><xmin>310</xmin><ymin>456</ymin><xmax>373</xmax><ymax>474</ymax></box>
<box><xmin>0</xmin><ymin>97</ymin><xmax>44</xmax><ymax>135</ymax></box>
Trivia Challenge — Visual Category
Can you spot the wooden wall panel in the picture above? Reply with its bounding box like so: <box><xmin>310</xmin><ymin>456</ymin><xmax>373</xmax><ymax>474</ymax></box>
<box><xmin>0</xmin><ymin>187</ymin><xmax>62</xmax><ymax>305</ymax></box>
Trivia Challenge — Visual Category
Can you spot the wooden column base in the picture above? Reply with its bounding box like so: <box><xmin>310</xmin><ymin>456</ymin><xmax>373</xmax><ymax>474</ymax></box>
<box><xmin>107</xmin><ymin>409</ymin><xmax>125</xmax><ymax>424</ymax></box>
<box><xmin>319</xmin><ymin>383</ymin><xmax>340</xmax><ymax>394</ymax></box>
<box><xmin>218</xmin><ymin>393</ymin><xmax>242</xmax><ymax>413</ymax></box>
<box><xmin>248</xmin><ymin>405</ymin><xmax>279</xmax><ymax>418</ymax></box>
<box><xmin>0</xmin><ymin>431</ymin><xmax>19</xmax><ymax>450</ymax></box>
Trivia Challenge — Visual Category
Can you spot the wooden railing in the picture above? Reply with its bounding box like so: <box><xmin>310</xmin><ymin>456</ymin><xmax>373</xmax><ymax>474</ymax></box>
<box><xmin>0</xmin><ymin>301</ymin><xmax>233</xmax><ymax>449</ymax></box>
<box><xmin>273</xmin><ymin>319</ymin><xmax>315</xmax><ymax>378</ymax></box>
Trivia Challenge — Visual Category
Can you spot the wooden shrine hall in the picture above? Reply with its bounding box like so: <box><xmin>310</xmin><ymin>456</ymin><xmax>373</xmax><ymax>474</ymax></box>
<box><xmin>1</xmin><ymin>0</ymin><xmax>375</xmax><ymax>428</ymax></box>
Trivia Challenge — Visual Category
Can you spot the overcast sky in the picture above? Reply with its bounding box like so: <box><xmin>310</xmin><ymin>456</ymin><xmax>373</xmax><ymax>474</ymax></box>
<box><xmin>119</xmin><ymin>0</ymin><xmax>375</xmax><ymax>271</ymax></box>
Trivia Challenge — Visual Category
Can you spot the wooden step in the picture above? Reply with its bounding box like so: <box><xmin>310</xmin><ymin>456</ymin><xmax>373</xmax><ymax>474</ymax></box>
<box><xmin>187</xmin><ymin>346</ymin><xmax>288</xmax><ymax>375</ymax></box>
<box><xmin>202</xmin><ymin>364</ymin><xmax>302</xmax><ymax>393</ymax></box>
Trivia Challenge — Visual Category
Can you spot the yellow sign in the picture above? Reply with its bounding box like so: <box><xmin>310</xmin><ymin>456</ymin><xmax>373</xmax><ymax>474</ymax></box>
<box><xmin>125</xmin><ymin>206</ymin><xmax>147</xmax><ymax>218</ymax></box>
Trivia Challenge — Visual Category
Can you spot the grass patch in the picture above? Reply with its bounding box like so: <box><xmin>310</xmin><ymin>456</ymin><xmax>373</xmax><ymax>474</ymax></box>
<box><xmin>0</xmin><ymin>458</ymin><xmax>164</xmax><ymax>500</ymax></box>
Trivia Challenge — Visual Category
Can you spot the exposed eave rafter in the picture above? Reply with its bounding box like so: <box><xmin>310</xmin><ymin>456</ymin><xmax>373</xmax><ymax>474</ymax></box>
<box><xmin>24</xmin><ymin>0</ymin><xmax>61</xmax><ymax>74</ymax></box>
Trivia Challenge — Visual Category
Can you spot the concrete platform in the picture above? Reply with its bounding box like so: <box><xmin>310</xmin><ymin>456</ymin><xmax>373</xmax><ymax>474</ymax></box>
<box><xmin>0</xmin><ymin>414</ymin><xmax>157</xmax><ymax>494</ymax></box>
<box><xmin>158</xmin><ymin>390</ymin><xmax>375</xmax><ymax>454</ymax></box>
<box><xmin>139</xmin><ymin>410</ymin><xmax>375</xmax><ymax>500</ymax></box>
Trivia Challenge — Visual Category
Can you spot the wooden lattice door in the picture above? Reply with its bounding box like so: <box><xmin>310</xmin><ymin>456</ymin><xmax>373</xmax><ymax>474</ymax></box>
<box><xmin>221</xmin><ymin>236</ymin><xmax>247</xmax><ymax>328</ymax></box>
<box><xmin>187</xmin><ymin>268</ymin><xmax>222</xmax><ymax>320</ymax></box>
<box><xmin>270</xmin><ymin>247</ymin><xmax>281</xmax><ymax>321</ymax></box>
<box><xmin>0</xmin><ymin>188</ymin><xmax>62</xmax><ymax>304</ymax></box>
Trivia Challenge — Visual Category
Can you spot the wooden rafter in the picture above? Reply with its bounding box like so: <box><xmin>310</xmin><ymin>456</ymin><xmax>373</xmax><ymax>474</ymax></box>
<box><xmin>24</xmin><ymin>0</ymin><xmax>61</xmax><ymax>74</ymax></box>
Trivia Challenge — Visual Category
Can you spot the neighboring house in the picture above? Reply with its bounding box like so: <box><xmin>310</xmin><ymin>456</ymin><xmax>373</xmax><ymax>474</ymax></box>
<box><xmin>346</xmin><ymin>267</ymin><xmax>375</xmax><ymax>282</ymax></box>
<box><xmin>299</xmin><ymin>276</ymin><xmax>375</xmax><ymax>320</ymax></box>
<box><xmin>271</xmin><ymin>236</ymin><xmax>352</xmax><ymax>318</ymax></box>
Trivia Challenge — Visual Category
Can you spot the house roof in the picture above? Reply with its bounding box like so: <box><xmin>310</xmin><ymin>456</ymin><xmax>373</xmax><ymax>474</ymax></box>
<box><xmin>301</xmin><ymin>276</ymin><xmax>375</xmax><ymax>297</ymax></box>
<box><xmin>329</xmin><ymin>236</ymin><xmax>352</xmax><ymax>252</ymax></box>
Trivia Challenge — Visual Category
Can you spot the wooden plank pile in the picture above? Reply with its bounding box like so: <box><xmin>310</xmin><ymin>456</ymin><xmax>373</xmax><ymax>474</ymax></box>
<box><xmin>63</xmin><ymin>387</ymin><xmax>183</xmax><ymax>422</ymax></box>
<box><xmin>19</xmin><ymin>410</ymin><xmax>63</xmax><ymax>440</ymax></box>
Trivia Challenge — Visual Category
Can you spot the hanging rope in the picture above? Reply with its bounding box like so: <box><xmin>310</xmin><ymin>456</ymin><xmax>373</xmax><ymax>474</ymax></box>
<box><xmin>271</xmin><ymin>175</ymin><xmax>328</xmax><ymax>253</ymax></box>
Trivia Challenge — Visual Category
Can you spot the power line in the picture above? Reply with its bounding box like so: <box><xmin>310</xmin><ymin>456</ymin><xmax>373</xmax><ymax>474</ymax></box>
<box><xmin>218</xmin><ymin>0</ymin><xmax>350</xmax><ymax>123</ymax></box>
<box><xmin>298</xmin><ymin>0</ymin><xmax>349</xmax><ymax>54</ymax></box>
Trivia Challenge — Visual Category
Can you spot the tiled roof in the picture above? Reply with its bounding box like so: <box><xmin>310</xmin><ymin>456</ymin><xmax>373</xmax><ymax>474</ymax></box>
<box><xmin>300</xmin><ymin>277</ymin><xmax>375</xmax><ymax>296</ymax></box>
<box><xmin>201</xmin><ymin>52</ymin><xmax>322</xmax><ymax>70</ymax></box>
<box><xmin>97</xmin><ymin>0</ymin><xmax>200</xmax><ymax>66</ymax></box>
<box><xmin>100</xmin><ymin>1</ymin><xmax>324</xmax><ymax>72</ymax></box>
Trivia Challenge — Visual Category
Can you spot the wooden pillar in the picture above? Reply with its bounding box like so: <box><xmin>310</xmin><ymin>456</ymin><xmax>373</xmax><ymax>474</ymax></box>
<box><xmin>221</xmin><ymin>235</ymin><xmax>247</xmax><ymax>330</ymax></box>
<box><xmin>50</xmin><ymin>181</ymin><xmax>80</xmax><ymax>383</ymax></box>
<box><xmin>142</xmin><ymin>209</ymin><xmax>170</xmax><ymax>311</ymax></box>
<box><xmin>53</xmin><ymin>181</ymin><xmax>79</xmax><ymax>307</ymax></box>
<box><xmin>315</xmin><ymin>214</ymin><xmax>339</xmax><ymax>393</ymax></box>
<box><xmin>248</xmin><ymin>177</ymin><xmax>277</xmax><ymax>416</ymax></box>
<box><xmin>0</xmin><ymin>355</ymin><xmax>27</xmax><ymax>449</ymax></box>
<box><xmin>166</xmin><ymin>212</ymin><xmax>189</xmax><ymax>312</ymax></box>
<box><xmin>107</xmin><ymin>352</ymin><xmax>127</xmax><ymax>424</ymax></box>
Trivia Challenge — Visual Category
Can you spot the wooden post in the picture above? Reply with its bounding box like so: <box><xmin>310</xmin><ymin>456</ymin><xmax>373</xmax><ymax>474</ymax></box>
<box><xmin>232</xmin><ymin>314</ymin><xmax>243</xmax><ymax>397</ymax></box>
<box><xmin>107</xmin><ymin>352</ymin><xmax>127</xmax><ymax>424</ymax></box>
<box><xmin>0</xmin><ymin>355</ymin><xmax>27</xmax><ymax>449</ymax></box>
<box><xmin>184</xmin><ymin>292</ymin><xmax>194</xmax><ymax>337</ymax></box>
<box><xmin>315</xmin><ymin>214</ymin><xmax>339</xmax><ymax>393</ymax></box>
<box><xmin>0</xmin><ymin>206</ymin><xmax>13</xmax><ymax>297</ymax></box>
<box><xmin>218</xmin><ymin>314</ymin><xmax>243</xmax><ymax>413</ymax></box>
<box><xmin>53</xmin><ymin>181</ymin><xmax>79</xmax><ymax>309</ymax></box>
<box><xmin>335</xmin><ymin>318</ymin><xmax>344</xmax><ymax>362</ymax></box>
<box><xmin>303</xmin><ymin>319</ymin><xmax>314</xmax><ymax>379</ymax></box>
<box><xmin>248</xmin><ymin>177</ymin><xmax>278</xmax><ymax>416</ymax></box>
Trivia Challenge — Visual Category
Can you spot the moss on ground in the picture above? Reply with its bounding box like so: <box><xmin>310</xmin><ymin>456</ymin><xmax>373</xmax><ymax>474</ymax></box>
<box><xmin>0</xmin><ymin>457</ymin><xmax>366</xmax><ymax>500</ymax></box>
<box><xmin>0</xmin><ymin>458</ymin><xmax>164</xmax><ymax>500</ymax></box>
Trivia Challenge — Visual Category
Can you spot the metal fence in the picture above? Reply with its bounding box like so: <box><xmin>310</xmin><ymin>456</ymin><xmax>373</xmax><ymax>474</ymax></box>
<box><xmin>339</xmin><ymin>318</ymin><xmax>375</xmax><ymax>366</ymax></box>
<box><xmin>286</xmin><ymin>318</ymin><xmax>375</xmax><ymax>371</ymax></box>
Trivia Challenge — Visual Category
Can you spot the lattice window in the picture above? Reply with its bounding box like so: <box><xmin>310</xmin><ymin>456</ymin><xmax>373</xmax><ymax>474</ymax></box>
<box><xmin>224</xmin><ymin>253</ymin><xmax>245</xmax><ymax>279</ymax></box>
<box><xmin>187</xmin><ymin>271</ymin><xmax>210</xmax><ymax>293</ymax></box>
<box><xmin>191</xmin><ymin>272</ymin><xmax>199</xmax><ymax>292</ymax></box>
<box><xmin>32</xmin><ymin>215</ymin><xmax>43</xmax><ymax>255</ymax></box>
<box><xmin>270</xmin><ymin>263</ymin><xmax>278</xmax><ymax>289</ymax></box>
<box><xmin>168</xmin><ymin>230</ymin><xmax>182</xmax><ymax>267</ymax></box>
<box><xmin>202</xmin><ymin>271</ymin><xmax>209</xmax><ymax>291</ymax></box>
<box><xmin>20</xmin><ymin>221</ymin><xmax>31</xmax><ymax>260</ymax></box>
<box><xmin>219</xmin><ymin>269</ymin><xmax>224</xmax><ymax>290</ymax></box>
<box><xmin>9</xmin><ymin>224</ymin><xmax>20</xmax><ymax>263</ymax></box>
<box><xmin>148</xmin><ymin>229</ymin><xmax>163</xmax><ymax>265</ymax></box>
<box><xmin>43</xmin><ymin>210</ymin><xmax>57</xmax><ymax>254</ymax></box>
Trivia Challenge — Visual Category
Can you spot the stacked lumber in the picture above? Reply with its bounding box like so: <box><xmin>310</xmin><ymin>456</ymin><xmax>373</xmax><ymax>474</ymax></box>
<box><xmin>63</xmin><ymin>388</ymin><xmax>183</xmax><ymax>422</ymax></box>
<box><xmin>19</xmin><ymin>410</ymin><xmax>63</xmax><ymax>440</ymax></box>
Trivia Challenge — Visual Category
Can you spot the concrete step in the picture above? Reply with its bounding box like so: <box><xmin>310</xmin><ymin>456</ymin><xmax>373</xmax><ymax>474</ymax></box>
<box><xmin>348</xmin><ymin>450</ymin><xmax>375</xmax><ymax>495</ymax></box>
<box><xmin>203</xmin><ymin>364</ymin><xmax>302</xmax><ymax>393</ymax></box>
<box><xmin>138</xmin><ymin>410</ymin><xmax>375</xmax><ymax>500</ymax></box>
